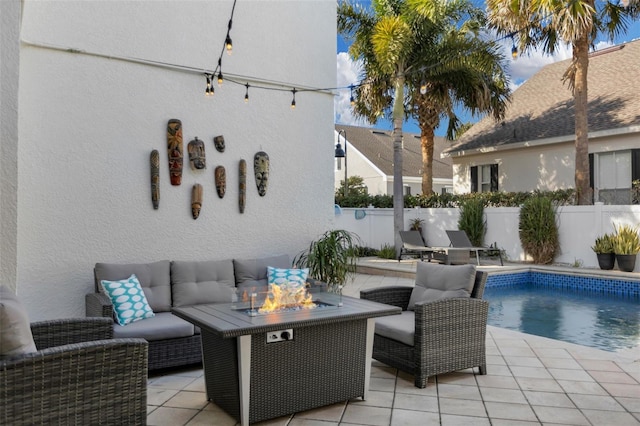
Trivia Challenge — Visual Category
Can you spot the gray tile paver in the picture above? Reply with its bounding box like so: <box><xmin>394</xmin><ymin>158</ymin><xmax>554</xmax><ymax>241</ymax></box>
<box><xmin>146</xmin><ymin>268</ymin><xmax>640</xmax><ymax>426</ymax></box>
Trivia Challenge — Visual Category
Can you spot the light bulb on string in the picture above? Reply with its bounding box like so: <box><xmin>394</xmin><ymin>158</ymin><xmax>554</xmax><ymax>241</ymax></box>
<box><xmin>420</xmin><ymin>81</ymin><xmax>427</xmax><ymax>95</ymax></box>
<box><xmin>244</xmin><ymin>83</ymin><xmax>250</xmax><ymax>103</ymax></box>
<box><xmin>225</xmin><ymin>35</ymin><xmax>233</xmax><ymax>55</ymax></box>
<box><xmin>218</xmin><ymin>72</ymin><xmax>224</xmax><ymax>87</ymax></box>
<box><xmin>349</xmin><ymin>85</ymin><xmax>355</xmax><ymax>106</ymax></box>
<box><xmin>291</xmin><ymin>88</ymin><xmax>297</xmax><ymax>109</ymax></box>
<box><xmin>511</xmin><ymin>43</ymin><xmax>518</xmax><ymax>60</ymax></box>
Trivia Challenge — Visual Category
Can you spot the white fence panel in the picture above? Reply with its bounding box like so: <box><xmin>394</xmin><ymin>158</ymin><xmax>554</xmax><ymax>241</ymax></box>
<box><xmin>333</xmin><ymin>204</ymin><xmax>640</xmax><ymax>271</ymax></box>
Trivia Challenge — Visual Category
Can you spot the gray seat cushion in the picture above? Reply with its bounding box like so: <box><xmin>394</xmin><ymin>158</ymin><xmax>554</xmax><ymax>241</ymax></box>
<box><xmin>408</xmin><ymin>262</ymin><xmax>476</xmax><ymax>310</ymax></box>
<box><xmin>112</xmin><ymin>312</ymin><xmax>194</xmax><ymax>341</ymax></box>
<box><xmin>171</xmin><ymin>259</ymin><xmax>236</xmax><ymax>307</ymax></box>
<box><xmin>233</xmin><ymin>254</ymin><xmax>290</xmax><ymax>292</ymax></box>
<box><xmin>374</xmin><ymin>311</ymin><xmax>415</xmax><ymax>346</ymax></box>
<box><xmin>95</xmin><ymin>260</ymin><xmax>171</xmax><ymax>313</ymax></box>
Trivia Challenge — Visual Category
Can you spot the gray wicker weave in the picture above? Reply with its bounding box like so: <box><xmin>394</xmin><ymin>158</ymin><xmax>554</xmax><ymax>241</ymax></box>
<box><xmin>0</xmin><ymin>317</ymin><xmax>148</xmax><ymax>425</ymax></box>
<box><xmin>86</xmin><ymin>292</ymin><xmax>202</xmax><ymax>371</ymax></box>
<box><xmin>360</xmin><ymin>270</ymin><xmax>488</xmax><ymax>388</ymax></box>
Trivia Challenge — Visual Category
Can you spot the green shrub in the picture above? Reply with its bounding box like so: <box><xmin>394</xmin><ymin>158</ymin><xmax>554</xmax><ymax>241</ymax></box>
<box><xmin>377</xmin><ymin>243</ymin><xmax>397</xmax><ymax>259</ymax></box>
<box><xmin>518</xmin><ymin>196</ymin><xmax>559</xmax><ymax>264</ymax></box>
<box><xmin>612</xmin><ymin>223</ymin><xmax>640</xmax><ymax>255</ymax></box>
<box><xmin>458</xmin><ymin>197</ymin><xmax>486</xmax><ymax>247</ymax></box>
<box><xmin>591</xmin><ymin>233</ymin><xmax>615</xmax><ymax>254</ymax></box>
<box><xmin>349</xmin><ymin>245</ymin><xmax>378</xmax><ymax>257</ymax></box>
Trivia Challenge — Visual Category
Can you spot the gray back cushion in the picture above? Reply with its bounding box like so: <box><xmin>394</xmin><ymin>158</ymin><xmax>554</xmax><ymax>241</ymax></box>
<box><xmin>171</xmin><ymin>259</ymin><xmax>236</xmax><ymax>307</ymax></box>
<box><xmin>233</xmin><ymin>254</ymin><xmax>290</xmax><ymax>292</ymax></box>
<box><xmin>407</xmin><ymin>262</ymin><xmax>476</xmax><ymax>310</ymax></box>
<box><xmin>94</xmin><ymin>260</ymin><xmax>171</xmax><ymax>312</ymax></box>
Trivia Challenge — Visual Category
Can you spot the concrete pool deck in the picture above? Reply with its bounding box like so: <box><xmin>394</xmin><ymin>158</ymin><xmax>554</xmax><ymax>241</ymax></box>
<box><xmin>146</xmin><ymin>259</ymin><xmax>640</xmax><ymax>425</ymax></box>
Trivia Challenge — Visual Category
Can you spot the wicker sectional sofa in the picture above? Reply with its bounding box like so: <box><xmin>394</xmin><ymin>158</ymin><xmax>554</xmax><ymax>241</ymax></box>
<box><xmin>86</xmin><ymin>254</ymin><xmax>306</xmax><ymax>371</ymax></box>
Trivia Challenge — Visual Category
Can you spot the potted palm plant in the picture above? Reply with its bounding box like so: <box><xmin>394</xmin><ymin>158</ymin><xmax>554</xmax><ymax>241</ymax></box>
<box><xmin>293</xmin><ymin>229</ymin><xmax>360</xmax><ymax>293</ymax></box>
<box><xmin>612</xmin><ymin>224</ymin><xmax>640</xmax><ymax>272</ymax></box>
<box><xmin>409</xmin><ymin>218</ymin><xmax>425</xmax><ymax>234</ymax></box>
<box><xmin>591</xmin><ymin>233</ymin><xmax>615</xmax><ymax>270</ymax></box>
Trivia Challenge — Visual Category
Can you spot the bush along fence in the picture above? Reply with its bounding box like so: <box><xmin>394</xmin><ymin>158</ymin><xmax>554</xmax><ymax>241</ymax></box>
<box><xmin>335</xmin><ymin>189</ymin><xmax>578</xmax><ymax>209</ymax></box>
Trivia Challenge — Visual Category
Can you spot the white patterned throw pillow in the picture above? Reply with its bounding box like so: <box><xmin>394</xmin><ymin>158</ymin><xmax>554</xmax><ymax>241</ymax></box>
<box><xmin>100</xmin><ymin>274</ymin><xmax>155</xmax><ymax>326</ymax></box>
<box><xmin>267</xmin><ymin>267</ymin><xmax>309</xmax><ymax>287</ymax></box>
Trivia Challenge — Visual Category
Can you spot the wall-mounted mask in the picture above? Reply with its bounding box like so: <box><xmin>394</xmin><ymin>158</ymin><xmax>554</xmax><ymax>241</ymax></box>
<box><xmin>166</xmin><ymin>119</ymin><xmax>183</xmax><ymax>185</ymax></box>
<box><xmin>213</xmin><ymin>135</ymin><xmax>225</xmax><ymax>153</ymax></box>
<box><xmin>254</xmin><ymin>151</ymin><xmax>269</xmax><ymax>197</ymax></box>
<box><xmin>188</xmin><ymin>137</ymin><xmax>206</xmax><ymax>170</ymax></box>
<box><xmin>192</xmin><ymin>183</ymin><xmax>203</xmax><ymax>219</ymax></box>
<box><xmin>215</xmin><ymin>166</ymin><xmax>226</xmax><ymax>198</ymax></box>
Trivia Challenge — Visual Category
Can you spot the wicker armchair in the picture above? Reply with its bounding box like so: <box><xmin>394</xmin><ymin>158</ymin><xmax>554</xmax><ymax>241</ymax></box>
<box><xmin>0</xmin><ymin>317</ymin><xmax>148</xmax><ymax>425</ymax></box>
<box><xmin>360</xmin><ymin>270</ymin><xmax>488</xmax><ymax>388</ymax></box>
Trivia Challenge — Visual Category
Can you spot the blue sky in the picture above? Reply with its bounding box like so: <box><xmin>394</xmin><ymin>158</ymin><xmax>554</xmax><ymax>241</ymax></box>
<box><xmin>335</xmin><ymin>0</ymin><xmax>640</xmax><ymax>136</ymax></box>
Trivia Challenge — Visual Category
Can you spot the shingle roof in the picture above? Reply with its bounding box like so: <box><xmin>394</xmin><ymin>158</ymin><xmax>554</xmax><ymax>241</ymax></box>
<box><xmin>445</xmin><ymin>39</ymin><xmax>640</xmax><ymax>155</ymax></box>
<box><xmin>335</xmin><ymin>124</ymin><xmax>453</xmax><ymax>179</ymax></box>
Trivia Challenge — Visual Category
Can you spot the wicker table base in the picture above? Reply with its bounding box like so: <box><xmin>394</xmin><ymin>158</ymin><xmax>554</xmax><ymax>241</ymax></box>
<box><xmin>173</xmin><ymin>294</ymin><xmax>400</xmax><ymax>425</ymax></box>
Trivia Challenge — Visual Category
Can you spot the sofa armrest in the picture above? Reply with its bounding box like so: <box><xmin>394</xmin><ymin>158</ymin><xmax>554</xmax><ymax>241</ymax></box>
<box><xmin>31</xmin><ymin>317</ymin><xmax>114</xmax><ymax>350</ymax></box>
<box><xmin>86</xmin><ymin>292</ymin><xmax>114</xmax><ymax>319</ymax></box>
<box><xmin>0</xmin><ymin>338</ymin><xmax>148</xmax><ymax>425</ymax></box>
<box><xmin>360</xmin><ymin>286</ymin><xmax>413</xmax><ymax>310</ymax></box>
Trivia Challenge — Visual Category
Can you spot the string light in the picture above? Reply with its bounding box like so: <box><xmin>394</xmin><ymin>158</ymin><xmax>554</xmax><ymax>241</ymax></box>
<box><xmin>349</xmin><ymin>85</ymin><xmax>355</xmax><ymax>106</ymax></box>
<box><xmin>205</xmin><ymin>74</ymin><xmax>213</xmax><ymax>96</ymax></box>
<box><xmin>420</xmin><ymin>81</ymin><xmax>427</xmax><ymax>95</ymax></box>
<box><xmin>225</xmin><ymin>36</ymin><xmax>233</xmax><ymax>55</ymax></box>
<box><xmin>218</xmin><ymin>71</ymin><xmax>224</xmax><ymax>87</ymax></box>
<box><xmin>244</xmin><ymin>83</ymin><xmax>250</xmax><ymax>103</ymax></box>
<box><xmin>291</xmin><ymin>88</ymin><xmax>297</xmax><ymax>109</ymax></box>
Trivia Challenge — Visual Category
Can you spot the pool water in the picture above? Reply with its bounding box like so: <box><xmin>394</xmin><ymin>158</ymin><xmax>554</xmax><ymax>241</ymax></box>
<box><xmin>484</xmin><ymin>283</ymin><xmax>640</xmax><ymax>352</ymax></box>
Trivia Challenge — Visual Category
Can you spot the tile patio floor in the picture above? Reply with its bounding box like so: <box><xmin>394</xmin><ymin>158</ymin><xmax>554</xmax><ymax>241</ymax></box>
<box><xmin>147</xmin><ymin>263</ymin><xmax>640</xmax><ymax>425</ymax></box>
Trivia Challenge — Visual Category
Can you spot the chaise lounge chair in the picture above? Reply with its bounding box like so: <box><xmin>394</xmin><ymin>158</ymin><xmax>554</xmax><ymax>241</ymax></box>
<box><xmin>446</xmin><ymin>230</ymin><xmax>503</xmax><ymax>266</ymax></box>
<box><xmin>398</xmin><ymin>230</ymin><xmax>435</xmax><ymax>261</ymax></box>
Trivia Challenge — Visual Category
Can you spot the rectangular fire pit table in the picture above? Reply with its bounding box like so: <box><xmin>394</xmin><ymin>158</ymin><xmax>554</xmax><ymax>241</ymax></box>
<box><xmin>172</xmin><ymin>292</ymin><xmax>400</xmax><ymax>425</ymax></box>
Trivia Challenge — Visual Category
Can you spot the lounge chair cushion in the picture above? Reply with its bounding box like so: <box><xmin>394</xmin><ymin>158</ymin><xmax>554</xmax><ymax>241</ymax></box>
<box><xmin>408</xmin><ymin>262</ymin><xmax>476</xmax><ymax>310</ymax></box>
<box><xmin>171</xmin><ymin>259</ymin><xmax>236</xmax><ymax>307</ymax></box>
<box><xmin>374</xmin><ymin>311</ymin><xmax>415</xmax><ymax>346</ymax></box>
<box><xmin>95</xmin><ymin>260</ymin><xmax>171</xmax><ymax>312</ymax></box>
<box><xmin>0</xmin><ymin>286</ymin><xmax>37</xmax><ymax>357</ymax></box>
<box><xmin>233</xmin><ymin>254</ymin><xmax>290</xmax><ymax>292</ymax></box>
<box><xmin>113</xmin><ymin>312</ymin><xmax>194</xmax><ymax>341</ymax></box>
<box><xmin>100</xmin><ymin>274</ymin><xmax>155</xmax><ymax>326</ymax></box>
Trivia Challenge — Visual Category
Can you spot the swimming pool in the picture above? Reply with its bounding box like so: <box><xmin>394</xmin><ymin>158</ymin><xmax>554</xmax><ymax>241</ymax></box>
<box><xmin>484</xmin><ymin>271</ymin><xmax>640</xmax><ymax>352</ymax></box>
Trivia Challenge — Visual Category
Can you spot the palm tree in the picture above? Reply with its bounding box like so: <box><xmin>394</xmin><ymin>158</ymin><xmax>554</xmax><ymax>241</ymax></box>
<box><xmin>338</xmin><ymin>0</ymin><xmax>510</xmax><ymax>253</ymax></box>
<box><xmin>486</xmin><ymin>0</ymin><xmax>639</xmax><ymax>205</ymax></box>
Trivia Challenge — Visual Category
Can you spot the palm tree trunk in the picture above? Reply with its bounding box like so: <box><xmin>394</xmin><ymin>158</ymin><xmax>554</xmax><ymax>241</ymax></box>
<box><xmin>420</xmin><ymin>125</ymin><xmax>435</xmax><ymax>195</ymax></box>
<box><xmin>573</xmin><ymin>32</ymin><xmax>591</xmax><ymax>205</ymax></box>
<box><xmin>392</xmin><ymin>71</ymin><xmax>405</xmax><ymax>257</ymax></box>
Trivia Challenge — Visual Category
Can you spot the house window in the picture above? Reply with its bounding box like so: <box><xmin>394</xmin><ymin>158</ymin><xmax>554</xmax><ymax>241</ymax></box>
<box><xmin>594</xmin><ymin>150</ymin><xmax>636</xmax><ymax>204</ymax></box>
<box><xmin>470</xmin><ymin>164</ymin><xmax>498</xmax><ymax>193</ymax></box>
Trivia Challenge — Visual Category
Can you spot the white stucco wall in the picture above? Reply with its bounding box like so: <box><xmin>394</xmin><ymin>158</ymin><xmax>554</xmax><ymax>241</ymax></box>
<box><xmin>0</xmin><ymin>0</ymin><xmax>21</xmax><ymax>294</ymax></box>
<box><xmin>13</xmin><ymin>0</ymin><xmax>336</xmax><ymax>320</ymax></box>
<box><xmin>452</xmin><ymin>131</ymin><xmax>640</xmax><ymax>194</ymax></box>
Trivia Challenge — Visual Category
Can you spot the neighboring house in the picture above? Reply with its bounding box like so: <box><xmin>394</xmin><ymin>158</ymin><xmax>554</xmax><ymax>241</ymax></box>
<box><xmin>334</xmin><ymin>124</ymin><xmax>453</xmax><ymax>196</ymax></box>
<box><xmin>443</xmin><ymin>40</ymin><xmax>640</xmax><ymax>204</ymax></box>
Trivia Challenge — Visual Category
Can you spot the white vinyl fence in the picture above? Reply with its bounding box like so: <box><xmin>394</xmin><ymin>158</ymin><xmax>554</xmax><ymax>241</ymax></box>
<box><xmin>334</xmin><ymin>203</ymin><xmax>640</xmax><ymax>271</ymax></box>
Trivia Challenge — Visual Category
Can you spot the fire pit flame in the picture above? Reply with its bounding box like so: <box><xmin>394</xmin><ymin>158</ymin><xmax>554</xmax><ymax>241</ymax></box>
<box><xmin>258</xmin><ymin>283</ymin><xmax>317</xmax><ymax>314</ymax></box>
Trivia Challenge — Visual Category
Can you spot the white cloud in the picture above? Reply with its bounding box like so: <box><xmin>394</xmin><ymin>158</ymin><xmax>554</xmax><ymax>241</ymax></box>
<box><xmin>335</xmin><ymin>52</ymin><xmax>369</xmax><ymax>126</ymax></box>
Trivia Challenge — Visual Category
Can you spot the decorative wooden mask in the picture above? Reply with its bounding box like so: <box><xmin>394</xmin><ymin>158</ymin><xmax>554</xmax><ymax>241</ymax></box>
<box><xmin>150</xmin><ymin>150</ymin><xmax>160</xmax><ymax>209</ymax></box>
<box><xmin>187</xmin><ymin>137</ymin><xmax>206</xmax><ymax>170</ymax></box>
<box><xmin>254</xmin><ymin>151</ymin><xmax>269</xmax><ymax>196</ymax></box>
<box><xmin>192</xmin><ymin>183</ymin><xmax>203</xmax><ymax>219</ymax></box>
<box><xmin>239</xmin><ymin>159</ymin><xmax>246</xmax><ymax>214</ymax></box>
<box><xmin>166</xmin><ymin>119</ymin><xmax>183</xmax><ymax>185</ymax></box>
<box><xmin>215</xmin><ymin>166</ymin><xmax>226</xmax><ymax>198</ymax></box>
<box><xmin>213</xmin><ymin>135</ymin><xmax>225</xmax><ymax>153</ymax></box>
